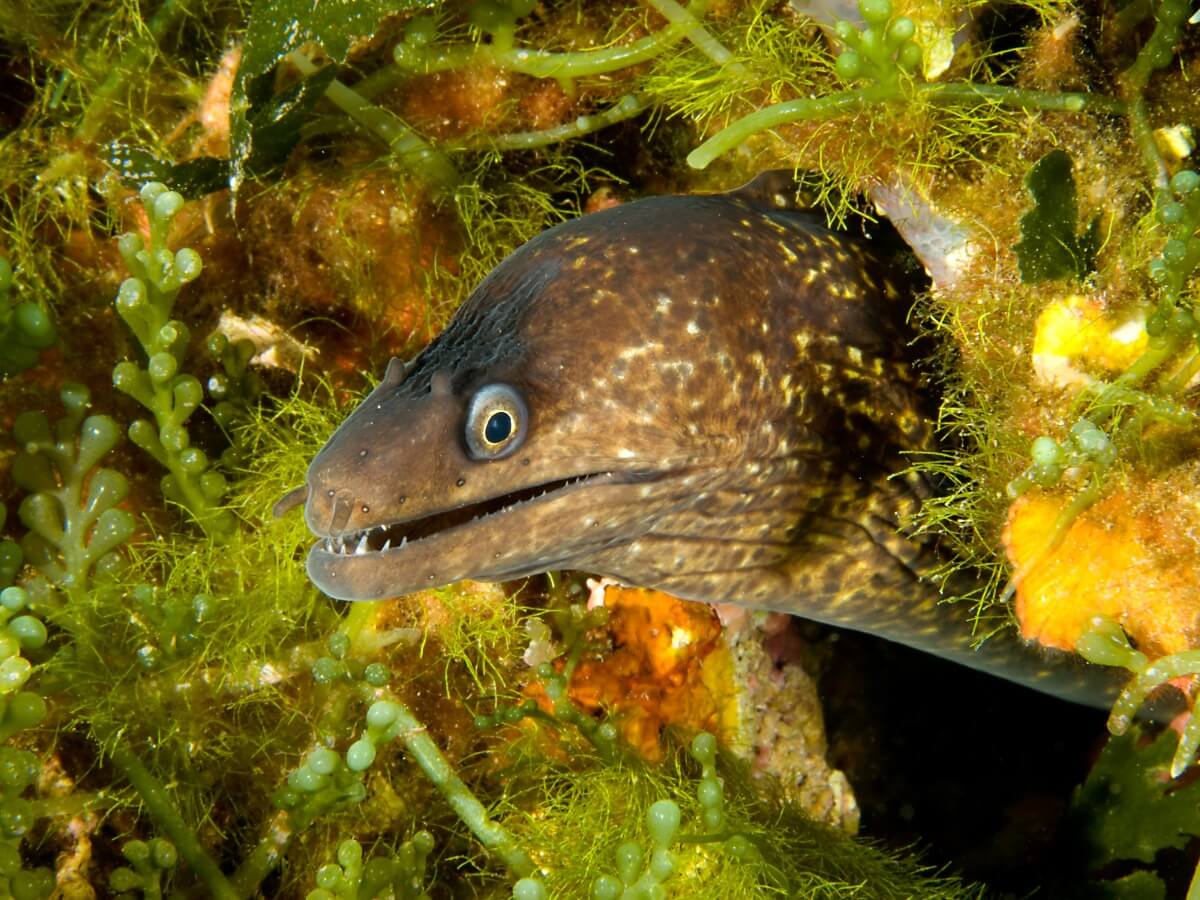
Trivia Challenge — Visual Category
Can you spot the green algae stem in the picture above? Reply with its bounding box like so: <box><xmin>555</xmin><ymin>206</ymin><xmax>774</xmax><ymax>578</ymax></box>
<box><xmin>688</xmin><ymin>82</ymin><xmax>1126</xmax><ymax>170</ymax></box>
<box><xmin>286</xmin><ymin>50</ymin><xmax>459</xmax><ymax>191</ymax></box>
<box><xmin>391</xmin><ymin>2</ymin><xmax>705</xmax><ymax>80</ymax></box>
<box><xmin>350</xmin><ymin>694</ymin><xmax>538</xmax><ymax>879</ymax></box>
<box><xmin>451</xmin><ymin>94</ymin><xmax>647</xmax><ymax>153</ymax></box>
<box><xmin>108</xmin><ymin>743</ymin><xmax>238</xmax><ymax>900</ymax></box>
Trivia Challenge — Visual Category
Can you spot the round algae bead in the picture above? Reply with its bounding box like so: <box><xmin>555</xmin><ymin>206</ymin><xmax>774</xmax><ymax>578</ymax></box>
<box><xmin>1159</xmin><ymin>201</ymin><xmax>1186</xmax><ymax>225</ymax></box>
<box><xmin>8</xmin><ymin>616</ymin><xmax>46</xmax><ymax>650</ymax></box>
<box><xmin>316</xmin><ymin>864</ymin><xmax>346</xmax><ymax>891</ymax></box>
<box><xmin>148</xmin><ymin>352</ymin><xmax>177</xmax><ymax>383</ymax></box>
<box><xmin>150</xmin><ymin>838</ymin><xmax>177</xmax><ymax>868</ymax></box>
<box><xmin>178</xmin><ymin>448</ymin><xmax>208</xmax><ymax>475</ymax></box>
<box><xmin>327</xmin><ymin>632</ymin><xmax>350</xmax><ymax>659</ymax></box>
<box><xmin>413</xmin><ymin>830</ymin><xmax>435</xmax><ymax>855</ymax></box>
<box><xmin>898</xmin><ymin>43</ymin><xmax>923</xmax><ymax>72</ymax></box>
<box><xmin>366</xmin><ymin>700</ymin><xmax>400</xmax><ymax>729</ymax></box>
<box><xmin>123</xmin><ymin>840</ymin><xmax>150</xmax><ymax>865</ymax></box>
<box><xmin>835</xmin><ymin>50</ymin><xmax>864</xmax><ymax>81</ymax></box>
<box><xmin>0</xmin><ymin>748</ymin><xmax>36</xmax><ymax>789</ymax></box>
<box><xmin>615</xmin><ymin>840</ymin><xmax>642</xmax><ymax>884</ymax></box>
<box><xmin>0</xmin><ymin>587</ymin><xmax>28</xmax><ymax>612</ymax></box>
<box><xmin>159</xmin><ymin>424</ymin><xmax>189</xmax><ymax>452</ymax></box>
<box><xmin>697</xmin><ymin>776</ymin><xmax>723</xmax><ymax>810</ymax></box>
<box><xmin>140</xmin><ymin>182</ymin><xmax>168</xmax><ymax>205</ymax></box>
<box><xmin>363</xmin><ymin>663</ymin><xmax>389</xmax><ymax>686</ymax></box>
<box><xmin>859</xmin><ymin>27</ymin><xmax>883</xmax><ymax>57</ymax></box>
<box><xmin>858</xmin><ymin>0</ymin><xmax>892</xmax><ymax>26</ymax></box>
<box><xmin>513</xmin><ymin>877</ymin><xmax>547</xmax><ymax>900</ymax></box>
<box><xmin>112</xmin><ymin>362</ymin><xmax>144</xmax><ymax>396</ymax></box>
<box><xmin>1170</xmin><ymin>169</ymin><xmax>1199</xmax><ymax>195</ymax></box>
<box><xmin>346</xmin><ymin>738</ymin><xmax>376</xmax><ymax>771</ymax></box>
<box><xmin>172</xmin><ymin>375</ymin><xmax>203</xmax><ymax>410</ymax></box>
<box><xmin>152</xmin><ymin>190</ymin><xmax>184</xmax><ymax>223</ymax></box>
<box><xmin>1030</xmin><ymin>436</ymin><xmax>1062</xmax><ymax>466</ymax></box>
<box><xmin>10</xmin><ymin>868</ymin><xmax>54</xmax><ymax>900</ymax></box>
<box><xmin>646</xmin><ymin>799</ymin><xmax>681</xmax><ymax>847</ymax></box>
<box><xmin>287</xmin><ymin>766</ymin><xmax>327</xmax><ymax>793</ymax></box>
<box><xmin>592</xmin><ymin>875</ymin><xmax>622</xmax><ymax>900</ymax></box>
<box><xmin>0</xmin><ymin>797</ymin><xmax>34</xmax><ymax>837</ymax></box>
<box><xmin>690</xmin><ymin>731</ymin><xmax>717</xmax><ymax>764</ymax></box>
<box><xmin>81</xmin><ymin>452</ymin><xmax>126</xmax><ymax>500</ymax></box>
<box><xmin>887</xmin><ymin>16</ymin><xmax>915</xmax><ymax>43</ymax></box>
<box><xmin>727</xmin><ymin>834</ymin><xmax>752</xmax><ymax>858</ymax></box>
<box><xmin>311</xmin><ymin>657</ymin><xmax>342</xmax><ymax>683</ymax></box>
<box><xmin>1164</xmin><ymin>238</ymin><xmax>1188</xmax><ymax>265</ymax></box>
<box><xmin>13</xmin><ymin>304</ymin><xmax>54</xmax><ymax>346</ymax></box>
<box><xmin>308</xmin><ymin>747</ymin><xmax>339</xmax><ymax>776</ymax></box>
<box><xmin>175</xmin><ymin>248</ymin><xmax>202</xmax><ymax>282</ymax></box>
<box><xmin>117</xmin><ymin>278</ymin><xmax>148</xmax><ymax>311</ymax></box>
<box><xmin>337</xmin><ymin>838</ymin><xmax>363</xmax><ymax>867</ymax></box>
<box><xmin>117</xmin><ymin>232</ymin><xmax>144</xmax><ymax>260</ymax></box>
<box><xmin>0</xmin><ymin>656</ymin><xmax>32</xmax><ymax>690</ymax></box>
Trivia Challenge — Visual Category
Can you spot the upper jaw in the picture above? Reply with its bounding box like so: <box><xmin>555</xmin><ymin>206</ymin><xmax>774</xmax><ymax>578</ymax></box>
<box><xmin>303</xmin><ymin>466</ymin><xmax>699</xmax><ymax>601</ymax></box>
<box><xmin>311</xmin><ymin>471</ymin><xmax>614</xmax><ymax>555</ymax></box>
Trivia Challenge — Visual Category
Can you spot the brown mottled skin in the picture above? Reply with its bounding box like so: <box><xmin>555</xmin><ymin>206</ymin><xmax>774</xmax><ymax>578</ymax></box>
<box><xmin>297</xmin><ymin>173</ymin><xmax>1124</xmax><ymax>707</ymax></box>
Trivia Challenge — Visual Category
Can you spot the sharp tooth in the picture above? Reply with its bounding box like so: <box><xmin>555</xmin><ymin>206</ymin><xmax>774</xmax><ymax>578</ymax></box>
<box><xmin>334</xmin><ymin>537</ymin><xmax>344</xmax><ymax>553</ymax></box>
<box><xmin>355</xmin><ymin>534</ymin><xmax>369</xmax><ymax>555</ymax></box>
<box><xmin>325</xmin><ymin>538</ymin><xmax>333</xmax><ymax>552</ymax></box>
<box><xmin>381</xmin><ymin>538</ymin><xmax>391</xmax><ymax>552</ymax></box>
<box><xmin>400</xmin><ymin>536</ymin><xmax>407</xmax><ymax>548</ymax></box>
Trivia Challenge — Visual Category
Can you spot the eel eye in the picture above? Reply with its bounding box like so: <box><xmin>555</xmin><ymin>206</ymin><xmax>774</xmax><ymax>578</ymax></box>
<box><xmin>465</xmin><ymin>383</ymin><xmax>527</xmax><ymax>459</ymax></box>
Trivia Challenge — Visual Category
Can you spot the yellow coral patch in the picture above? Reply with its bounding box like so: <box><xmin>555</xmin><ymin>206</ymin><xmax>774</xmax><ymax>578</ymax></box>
<box><xmin>1031</xmin><ymin>294</ymin><xmax>1147</xmax><ymax>387</ymax></box>
<box><xmin>1003</xmin><ymin>491</ymin><xmax>1200</xmax><ymax>656</ymax></box>
<box><xmin>564</xmin><ymin>587</ymin><xmax>729</xmax><ymax>761</ymax></box>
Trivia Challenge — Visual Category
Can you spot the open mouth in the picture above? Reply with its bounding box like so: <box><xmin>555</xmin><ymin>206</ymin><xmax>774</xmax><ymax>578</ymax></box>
<box><xmin>316</xmin><ymin>472</ymin><xmax>609</xmax><ymax>557</ymax></box>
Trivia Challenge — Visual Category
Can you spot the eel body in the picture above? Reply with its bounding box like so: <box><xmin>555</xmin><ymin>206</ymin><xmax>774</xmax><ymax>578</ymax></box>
<box><xmin>297</xmin><ymin>174</ymin><xmax>1123</xmax><ymax>706</ymax></box>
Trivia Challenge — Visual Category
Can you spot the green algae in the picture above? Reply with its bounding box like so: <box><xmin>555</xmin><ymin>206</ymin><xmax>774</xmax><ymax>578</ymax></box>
<box><xmin>0</xmin><ymin>0</ymin><xmax>1197</xmax><ymax>895</ymax></box>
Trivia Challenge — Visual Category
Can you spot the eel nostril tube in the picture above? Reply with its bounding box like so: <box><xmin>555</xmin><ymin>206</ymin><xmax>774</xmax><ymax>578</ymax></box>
<box><xmin>328</xmin><ymin>490</ymin><xmax>355</xmax><ymax>533</ymax></box>
<box><xmin>272</xmin><ymin>484</ymin><xmax>308</xmax><ymax>518</ymax></box>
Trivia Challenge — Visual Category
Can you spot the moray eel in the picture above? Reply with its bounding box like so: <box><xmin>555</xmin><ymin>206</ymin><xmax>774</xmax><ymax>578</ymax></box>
<box><xmin>291</xmin><ymin>173</ymin><xmax>1125</xmax><ymax>707</ymax></box>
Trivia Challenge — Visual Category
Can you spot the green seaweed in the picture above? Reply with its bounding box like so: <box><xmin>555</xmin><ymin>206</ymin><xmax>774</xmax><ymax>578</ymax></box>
<box><xmin>1068</xmin><ymin>724</ymin><xmax>1200</xmax><ymax>896</ymax></box>
<box><xmin>108</xmin><ymin>838</ymin><xmax>179</xmax><ymax>898</ymax></box>
<box><xmin>1</xmin><ymin>0</ymin><xmax>1200</xmax><ymax>895</ymax></box>
<box><xmin>0</xmin><ymin>257</ymin><xmax>56</xmax><ymax>378</ymax></box>
<box><xmin>113</xmin><ymin>183</ymin><xmax>234</xmax><ymax>538</ymax></box>
<box><xmin>12</xmin><ymin>383</ymin><xmax>134</xmax><ymax>599</ymax></box>
<box><xmin>306</xmin><ymin>834</ymin><xmax>434</xmax><ymax>900</ymax></box>
<box><xmin>1013</xmin><ymin>149</ymin><xmax>1101</xmax><ymax>282</ymax></box>
<box><xmin>231</xmin><ymin>0</ymin><xmax>442</xmax><ymax>193</ymax></box>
